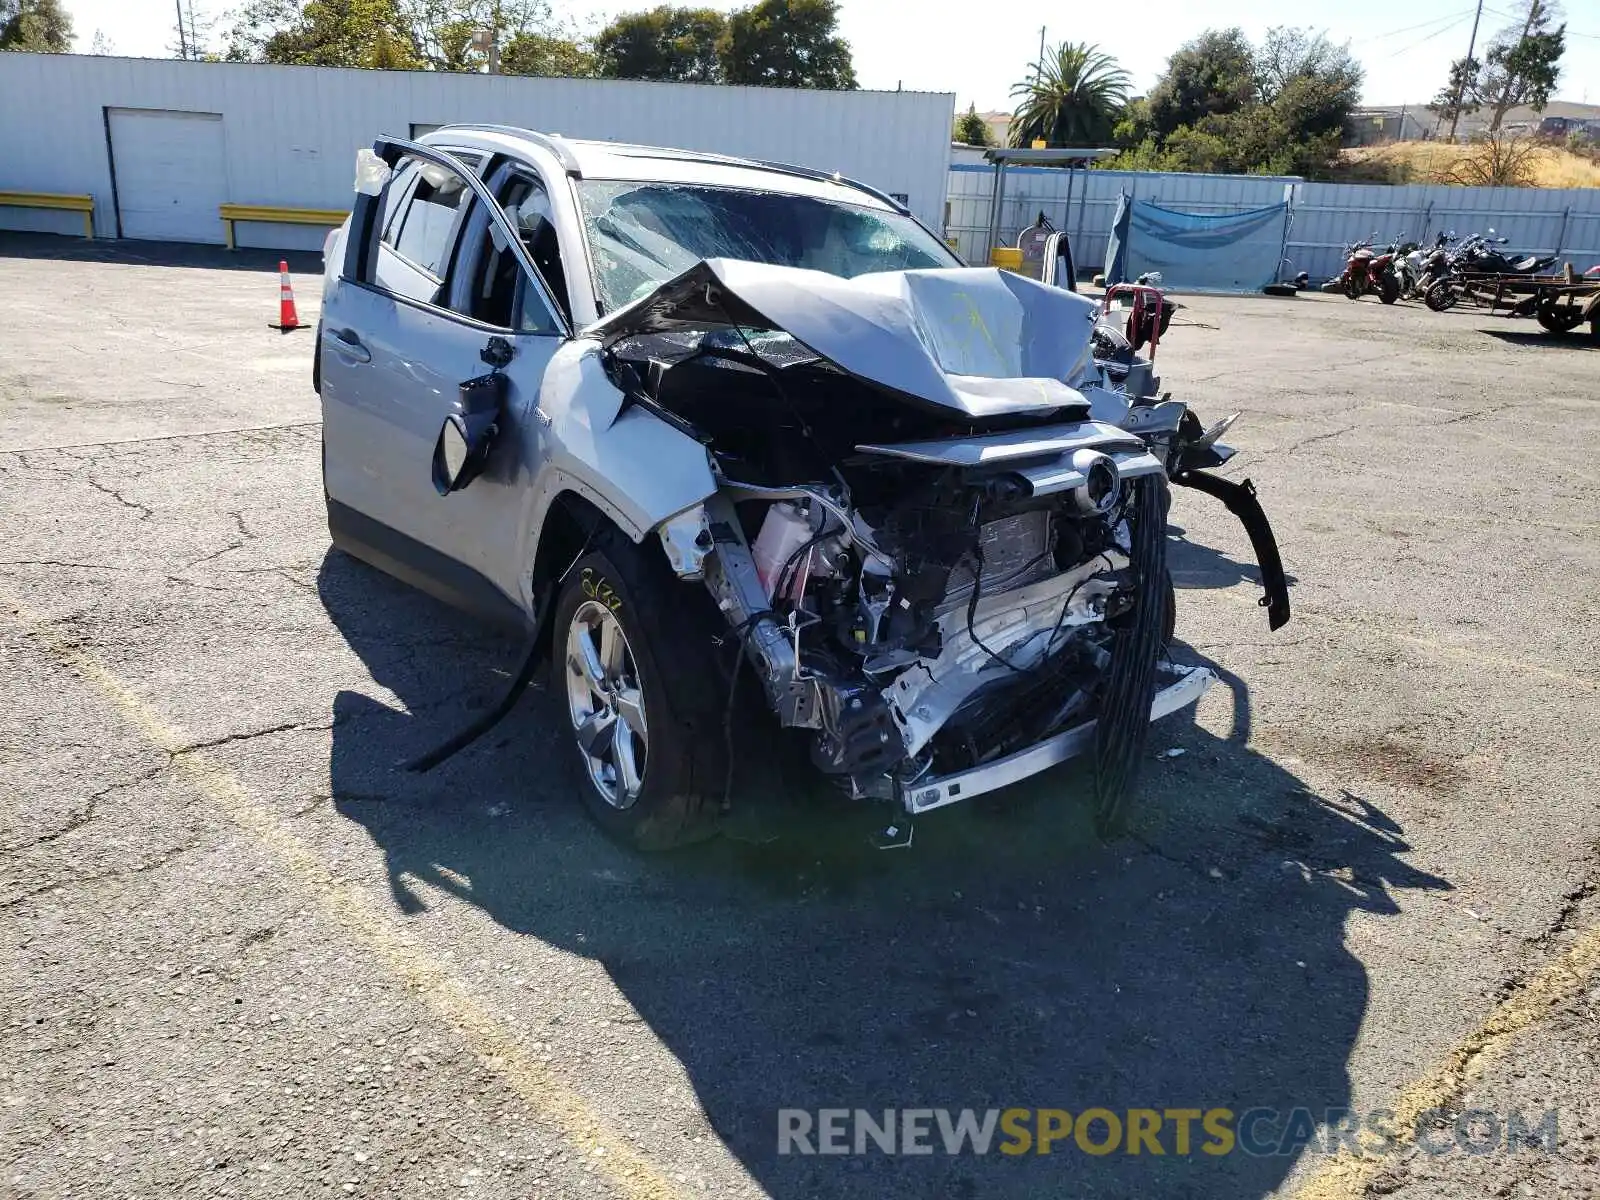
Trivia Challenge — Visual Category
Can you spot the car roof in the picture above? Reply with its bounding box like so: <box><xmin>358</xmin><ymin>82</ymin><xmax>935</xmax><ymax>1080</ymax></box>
<box><xmin>420</xmin><ymin>124</ymin><xmax>904</xmax><ymax>213</ymax></box>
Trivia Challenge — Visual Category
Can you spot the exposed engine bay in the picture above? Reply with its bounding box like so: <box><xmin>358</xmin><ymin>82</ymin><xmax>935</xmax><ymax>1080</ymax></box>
<box><xmin>594</xmin><ymin>260</ymin><xmax>1291</xmax><ymax>824</ymax></box>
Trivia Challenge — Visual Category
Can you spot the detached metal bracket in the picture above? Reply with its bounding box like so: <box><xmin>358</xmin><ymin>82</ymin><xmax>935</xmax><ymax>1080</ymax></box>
<box><xmin>1171</xmin><ymin>470</ymin><xmax>1292</xmax><ymax>631</ymax></box>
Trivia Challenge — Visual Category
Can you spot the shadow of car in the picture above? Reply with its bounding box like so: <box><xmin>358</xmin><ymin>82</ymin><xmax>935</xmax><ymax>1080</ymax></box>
<box><xmin>318</xmin><ymin>547</ymin><xmax>1447</xmax><ymax>1198</ymax></box>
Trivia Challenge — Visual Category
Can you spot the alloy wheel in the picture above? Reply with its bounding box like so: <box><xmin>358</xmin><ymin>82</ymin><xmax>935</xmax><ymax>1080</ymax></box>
<box><xmin>564</xmin><ymin>600</ymin><xmax>649</xmax><ymax>809</ymax></box>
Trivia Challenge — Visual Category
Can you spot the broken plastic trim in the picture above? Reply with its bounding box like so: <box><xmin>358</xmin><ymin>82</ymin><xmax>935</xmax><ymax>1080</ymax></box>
<box><xmin>1171</xmin><ymin>470</ymin><xmax>1292</xmax><ymax>631</ymax></box>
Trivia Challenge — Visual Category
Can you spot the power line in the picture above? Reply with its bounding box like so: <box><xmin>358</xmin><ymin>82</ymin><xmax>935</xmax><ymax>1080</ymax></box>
<box><xmin>1388</xmin><ymin>13</ymin><xmax>1478</xmax><ymax>57</ymax></box>
<box><xmin>1355</xmin><ymin>8</ymin><xmax>1478</xmax><ymax>45</ymax></box>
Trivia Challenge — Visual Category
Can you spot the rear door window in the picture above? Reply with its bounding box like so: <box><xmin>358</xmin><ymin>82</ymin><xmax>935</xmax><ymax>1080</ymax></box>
<box><xmin>391</xmin><ymin>164</ymin><xmax>467</xmax><ymax>277</ymax></box>
<box><xmin>369</xmin><ymin>153</ymin><xmax>478</xmax><ymax>306</ymax></box>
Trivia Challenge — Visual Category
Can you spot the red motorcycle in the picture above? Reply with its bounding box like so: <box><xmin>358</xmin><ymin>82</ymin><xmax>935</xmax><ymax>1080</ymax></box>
<box><xmin>1339</xmin><ymin>234</ymin><xmax>1401</xmax><ymax>304</ymax></box>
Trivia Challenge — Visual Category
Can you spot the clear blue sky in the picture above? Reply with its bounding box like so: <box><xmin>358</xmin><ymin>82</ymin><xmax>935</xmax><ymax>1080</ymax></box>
<box><xmin>66</xmin><ymin>0</ymin><xmax>1600</xmax><ymax>111</ymax></box>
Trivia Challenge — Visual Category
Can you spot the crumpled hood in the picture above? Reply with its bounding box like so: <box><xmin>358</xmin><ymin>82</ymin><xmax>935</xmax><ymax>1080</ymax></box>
<box><xmin>583</xmin><ymin>259</ymin><xmax>1101</xmax><ymax>420</ymax></box>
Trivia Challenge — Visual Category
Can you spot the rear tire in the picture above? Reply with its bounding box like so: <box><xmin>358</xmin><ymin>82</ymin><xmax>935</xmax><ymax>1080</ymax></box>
<box><xmin>551</xmin><ymin>542</ymin><xmax>726</xmax><ymax>851</ymax></box>
<box><xmin>1093</xmin><ymin>475</ymin><xmax>1169</xmax><ymax>838</ymax></box>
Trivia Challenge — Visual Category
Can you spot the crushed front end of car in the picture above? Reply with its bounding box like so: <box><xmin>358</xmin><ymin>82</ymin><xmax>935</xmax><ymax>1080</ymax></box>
<box><xmin>592</xmin><ymin>259</ymin><xmax>1290</xmax><ymax>836</ymax></box>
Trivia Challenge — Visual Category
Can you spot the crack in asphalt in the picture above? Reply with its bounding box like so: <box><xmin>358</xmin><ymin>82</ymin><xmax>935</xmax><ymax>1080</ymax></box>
<box><xmin>167</xmin><ymin>720</ymin><xmax>333</xmax><ymax>759</ymax></box>
<box><xmin>83</xmin><ymin>476</ymin><xmax>153</xmax><ymax>521</ymax></box>
<box><xmin>1299</xmin><ymin>843</ymin><xmax>1600</xmax><ymax>1200</ymax></box>
<box><xmin>1275</xmin><ymin>424</ymin><xmax>1359</xmax><ymax>456</ymax></box>
<box><xmin>1</xmin><ymin>835</ymin><xmax>209</xmax><ymax>911</ymax></box>
<box><xmin>179</xmin><ymin>540</ymin><xmax>247</xmax><ymax>571</ymax></box>
<box><xmin>0</xmin><ymin>560</ymin><xmax>135</xmax><ymax>572</ymax></box>
<box><xmin>0</xmin><ymin>761</ymin><xmax>170</xmax><ymax>854</ymax></box>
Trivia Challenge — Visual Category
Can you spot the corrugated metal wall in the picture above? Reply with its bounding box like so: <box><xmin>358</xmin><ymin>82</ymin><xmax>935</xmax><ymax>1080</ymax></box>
<box><xmin>1287</xmin><ymin>182</ymin><xmax>1600</xmax><ymax>280</ymax></box>
<box><xmin>0</xmin><ymin>54</ymin><xmax>953</xmax><ymax>248</ymax></box>
<box><xmin>951</xmin><ymin>164</ymin><xmax>1600</xmax><ymax>283</ymax></box>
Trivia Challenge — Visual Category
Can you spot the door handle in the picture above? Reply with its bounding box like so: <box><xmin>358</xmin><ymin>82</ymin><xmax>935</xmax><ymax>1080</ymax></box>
<box><xmin>326</xmin><ymin>327</ymin><xmax>371</xmax><ymax>364</ymax></box>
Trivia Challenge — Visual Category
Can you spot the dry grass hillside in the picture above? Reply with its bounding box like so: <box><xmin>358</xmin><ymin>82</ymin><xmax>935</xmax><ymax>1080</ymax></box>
<box><xmin>1340</xmin><ymin>140</ymin><xmax>1600</xmax><ymax>188</ymax></box>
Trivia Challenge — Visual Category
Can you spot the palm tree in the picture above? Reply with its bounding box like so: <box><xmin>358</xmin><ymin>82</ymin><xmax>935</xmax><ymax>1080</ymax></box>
<box><xmin>1009</xmin><ymin>42</ymin><xmax>1131</xmax><ymax>148</ymax></box>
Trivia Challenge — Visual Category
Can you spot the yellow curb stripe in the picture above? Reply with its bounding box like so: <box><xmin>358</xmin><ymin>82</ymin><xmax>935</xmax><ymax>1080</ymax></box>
<box><xmin>1293</xmin><ymin>915</ymin><xmax>1600</xmax><ymax>1199</ymax></box>
<box><xmin>3</xmin><ymin>598</ymin><xmax>682</xmax><ymax>1200</ymax></box>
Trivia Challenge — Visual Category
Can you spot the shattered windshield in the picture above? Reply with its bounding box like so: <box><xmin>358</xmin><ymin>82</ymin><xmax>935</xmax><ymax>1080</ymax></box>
<box><xmin>576</xmin><ymin>180</ymin><xmax>959</xmax><ymax>313</ymax></box>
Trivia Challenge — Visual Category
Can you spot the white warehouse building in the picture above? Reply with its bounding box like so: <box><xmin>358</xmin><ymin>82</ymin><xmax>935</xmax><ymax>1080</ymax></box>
<box><xmin>0</xmin><ymin>54</ymin><xmax>954</xmax><ymax>250</ymax></box>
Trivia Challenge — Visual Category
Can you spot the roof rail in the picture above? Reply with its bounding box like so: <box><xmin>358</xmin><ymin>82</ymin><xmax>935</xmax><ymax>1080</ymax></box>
<box><xmin>428</xmin><ymin>125</ymin><xmax>905</xmax><ymax>211</ymax></box>
<box><xmin>747</xmin><ymin>158</ymin><xmax>909</xmax><ymax>213</ymax></box>
<box><xmin>430</xmin><ymin>124</ymin><xmax>581</xmax><ymax>173</ymax></box>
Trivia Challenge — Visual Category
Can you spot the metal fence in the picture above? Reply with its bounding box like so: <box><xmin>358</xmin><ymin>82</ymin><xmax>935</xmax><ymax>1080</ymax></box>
<box><xmin>947</xmin><ymin>163</ymin><xmax>1600</xmax><ymax>285</ymax></box>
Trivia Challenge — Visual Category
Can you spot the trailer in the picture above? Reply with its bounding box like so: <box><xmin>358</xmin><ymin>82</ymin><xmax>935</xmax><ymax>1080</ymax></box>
<box><xmin>1450</xmin><ymin>269</ymin><xmax>1600</xmax><ymax>337</ymax></box>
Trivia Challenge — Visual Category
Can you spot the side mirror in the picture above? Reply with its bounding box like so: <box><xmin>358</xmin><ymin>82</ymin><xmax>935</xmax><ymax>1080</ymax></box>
<box><xmin>432</xmin><ymin>370</ymin><xmax>507</xmax><ymax>495</ymax></box>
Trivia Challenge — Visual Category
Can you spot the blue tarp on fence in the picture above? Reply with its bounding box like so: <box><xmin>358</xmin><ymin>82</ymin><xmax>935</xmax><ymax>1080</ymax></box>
<box><xmin>1104</xmin><ymin>195</ymin><xmax>1289</xmax><ymax>292</ymax></box>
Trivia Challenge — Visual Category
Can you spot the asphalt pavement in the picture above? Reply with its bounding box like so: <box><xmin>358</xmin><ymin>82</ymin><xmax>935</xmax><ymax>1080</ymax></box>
<box><xmin>2</xmin><ymin>232</ymin><xmax>1597</xmax><ymax>1199</ymax></box>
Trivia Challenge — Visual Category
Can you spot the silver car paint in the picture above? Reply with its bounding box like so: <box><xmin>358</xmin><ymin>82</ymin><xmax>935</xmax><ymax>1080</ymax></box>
<box><xmin>322</xmin><ymin>132</ymin><xmax>1139</xmax><ymax>629</ymax></box>
<box><xmin>512</xmin><ymin>338</ymin><xmax>717</xmax><ymax>609</ymax></box>
<box><xmin>321</xmin><ymin>137</ymin><xmax>720</xmax><ymax>618</ymax></box>
<box><xmin>585</xmin><ymin>258</ymin><xmax>1103</xmax><ymax>420</ymax></box>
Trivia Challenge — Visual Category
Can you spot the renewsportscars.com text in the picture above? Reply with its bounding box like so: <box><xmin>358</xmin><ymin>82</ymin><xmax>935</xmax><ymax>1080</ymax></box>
<box><xmin>776</xmin><ymin>1107</ymin><xmax>1559</xmax><ymax>1158</ymax></box>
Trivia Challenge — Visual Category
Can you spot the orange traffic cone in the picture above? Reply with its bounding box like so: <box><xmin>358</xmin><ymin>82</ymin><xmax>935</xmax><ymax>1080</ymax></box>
<box><xmin>269</xmin><ymin>260</ymin><xmax>301</xmax><ymax>332</ymax></box>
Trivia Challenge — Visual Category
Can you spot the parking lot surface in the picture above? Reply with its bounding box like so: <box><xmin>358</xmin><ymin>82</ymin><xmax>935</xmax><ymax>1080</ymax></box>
<box><xmin>2</xmin><ymin>232</ymin><xmax>1598</xmax><ymax>1199</ymax></box>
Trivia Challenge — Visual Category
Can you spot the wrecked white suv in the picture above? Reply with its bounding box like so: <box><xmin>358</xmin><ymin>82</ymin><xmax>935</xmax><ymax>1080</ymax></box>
<box><xmin>316</xmin><ymin>126</ymin><xmax>1289</xmax><ymax>849</ymax></box>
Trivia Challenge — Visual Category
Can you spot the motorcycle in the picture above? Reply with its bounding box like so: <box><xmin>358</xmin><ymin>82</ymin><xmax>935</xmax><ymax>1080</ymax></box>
<box><xmin>1338</xmin><ymin>232</ymin><xmax>1402</xmax><ymax>304</ymax></box>
<box><xmin>1412</xmin><ymin>231</ymin><xmax>1456</xmax><ymax>298</ymax></box>
<box><xmin>1424</xmin><ymin>229</ymin><xmax>1561</xmax><ymax>312</ymax></box>
<box><xmin>1401</xmin><ymin>232</ymin><xmax>1452</xmax><ymax>300</ymax></box>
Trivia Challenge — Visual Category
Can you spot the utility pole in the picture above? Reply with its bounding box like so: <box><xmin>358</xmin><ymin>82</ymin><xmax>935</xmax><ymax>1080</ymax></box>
<box><xmin>1446</xmin><ymin>0</ymin><xmax>1485</xmax><ymax>143</ymax></box>
<box><xmin>174</xmin><ymin>0</ymin><xmax>188</xmax><ymax>58</ymax></box>
<box><xmin>1037</xmin><ymin>25</ymin><xmax>1046</xmax><ymax>75</ymax></box>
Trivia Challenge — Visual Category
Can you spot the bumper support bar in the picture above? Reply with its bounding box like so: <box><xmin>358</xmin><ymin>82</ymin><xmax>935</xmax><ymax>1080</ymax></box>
<box><xmin>900</xmin><ymin>665</ymin><xmax>1216</xmax><ymax>815</ymax></box>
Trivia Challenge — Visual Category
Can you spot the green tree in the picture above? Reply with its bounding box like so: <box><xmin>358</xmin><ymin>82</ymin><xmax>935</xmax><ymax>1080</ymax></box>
<box><xmin>409</xmin><ymin>0</ymin><xmax>557</xmax><ymax>71</ymax></box>
<box><xmin>257</xmin><ymin>0</ymin><xmax>421</xmax><ymax>67</ymax></box>
<box><xmin>223</xmin><ymin>0</ymin><xmax>591</xmax><ymax>73</ymax></box>
<box><xmin>1480</xmin><ymin>0</ymin><xmax>1565</xmax><ymax>131</ymax></box>
<box><xmin>0</xmin><ymin>0</ymin><xmax>73</xmax><ymax>51</ymax></box>
<box><xmin>1253</xmin><ymin>27</ymin><xmax>1359</xmax><ymax>107</ymax></box>
<box><xmin>594</xmin><ymin>6</ymin><xmax>724</xmax><ymax>81</ymax></box>
<box><xmin>1008</xmin><ymin>41</ymin><xmax>1130</xmax><ymax>147</ymax></box>
<box><xmin>501</xmin><ymin>30</ymin><xmax>594</xmax><ymax>76</ymax></box>
<box><xmin>222</xmin><ymin>0</ymin><xmax>298</xmax><ymax>61</ymax></box>
<box><xmin>1428</xmin><ymin>56</ymin><xmax>1484</xmax><ymax>131</ymax></box>
<box><xmin>1253</xmin><ymin>26</ymin><xmax>1361</xmax><ymax>144</ymax></box>
<box><xmin>720</xmin><ymin>0</ymin><xmax>856</xmax><ymax>89</ymax></box>
<box><xmin>954</xmin><ymin>103</ymin><xmax>991</xmax><ymax>146</ymax></box>
<box><xmin>1145</xmin><ymin>28</ymin><xmax>1255</xmax><ymax>138</ymax></box>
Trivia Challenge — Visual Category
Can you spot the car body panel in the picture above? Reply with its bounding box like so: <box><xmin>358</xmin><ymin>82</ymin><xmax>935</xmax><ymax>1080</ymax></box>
<box><xmin>584</xmin><ymin>258</ymin><xmax>1100</xmax><ymax>420</ymax></box>
<box><xmin>321</xmin><ymin>133</ymin><xmax>721</xmax><ymax>619</ymax></box>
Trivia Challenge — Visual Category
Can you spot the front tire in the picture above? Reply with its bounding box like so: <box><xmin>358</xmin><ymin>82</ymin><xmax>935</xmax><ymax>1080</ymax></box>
<box><xmin>1424</xmin><ymin>280</ymin><xmax>1459</xmax><ymax>312</ymax></box>
<box><xmin>551</xmin><ymin>543</ymin><xmax>725</xmax><ymax>850</ymax></box>
<box><xmin>1093</xmin><ymin>475</ymin><xmax>1169</xmax><ymax>838</ymax></box>
<box><xmin>1342</xmin><ymin>272</ymin><xmax>1365</xmax><ymax>301</ymax></box>
<box><xmin>1379</xmin><ymin>272</ymin><xmax>1400</xmax><ymax>304</ymax></box>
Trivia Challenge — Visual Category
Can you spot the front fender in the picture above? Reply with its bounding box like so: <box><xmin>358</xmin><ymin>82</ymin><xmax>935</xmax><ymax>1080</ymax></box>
<box><xmin>518</xmin><ymin>339</ymin><xmax>717</xmax><ymax>608</ymax></box>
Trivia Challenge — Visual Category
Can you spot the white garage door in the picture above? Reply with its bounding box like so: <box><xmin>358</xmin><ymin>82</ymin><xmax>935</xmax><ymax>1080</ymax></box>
<box><xmin>109</xmin><ymin>109</ymin><xmax>228</xmax><ymax>243</ymax></box>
